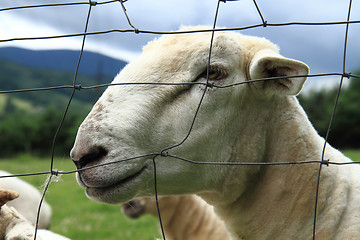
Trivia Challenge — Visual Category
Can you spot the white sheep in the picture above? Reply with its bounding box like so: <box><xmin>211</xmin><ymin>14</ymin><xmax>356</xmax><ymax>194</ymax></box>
<box><xmin>0</xmin><ymin>170</ymin><xmax>52</xmax><ymax>229</ymax></box>
<box><xmin>0</xmin><ymin>189</ymin><xmax>70</xmax><ymax>240</ymax></box>
<box><xmin>122</xmin><ymin>195</ymin><xmax>231</xmax><ymax>240</ymax></box>
<box><xmin>70</xmin><ymin>27</ymin><xmax>360</xmax><ymax>239</ymax></box>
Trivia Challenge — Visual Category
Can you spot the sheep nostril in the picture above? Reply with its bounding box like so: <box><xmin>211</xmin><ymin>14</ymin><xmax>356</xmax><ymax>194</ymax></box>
<box><xmin>72</xmin><ymin>146</ymin><xmax>108</xmax><ymax>170</ymax></box>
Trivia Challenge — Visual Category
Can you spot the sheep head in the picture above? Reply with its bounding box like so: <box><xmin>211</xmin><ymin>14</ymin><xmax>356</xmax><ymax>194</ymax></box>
<box><xmin>70</xmin><ymin>28</ymin><xmax>308</xmax><ymax>204</ymax></box>
<box><xmin>0</xmin><ymin>189</ymin><xmax>19</xmax><ymax>208</ymax></box>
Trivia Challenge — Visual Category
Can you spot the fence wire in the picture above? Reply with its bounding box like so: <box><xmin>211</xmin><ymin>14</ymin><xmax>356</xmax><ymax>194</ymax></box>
<box><xmin>0</xmin><ymin>0</ymin><xmax>359</xmax><ymax>240</ymax></box>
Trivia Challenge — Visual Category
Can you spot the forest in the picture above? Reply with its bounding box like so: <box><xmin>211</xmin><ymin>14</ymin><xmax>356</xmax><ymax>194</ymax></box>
<box><xmin>298</xmin><ymin>73</ymin><xmax>360</xmax><ymax>149</ymax></box>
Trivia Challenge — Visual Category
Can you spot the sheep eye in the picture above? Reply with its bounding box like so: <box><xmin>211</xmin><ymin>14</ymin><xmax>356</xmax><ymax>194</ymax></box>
<box><xmin>198</xmin><ymin>65</ymin><xmax>228</xmax><ymax>81</ymax></box>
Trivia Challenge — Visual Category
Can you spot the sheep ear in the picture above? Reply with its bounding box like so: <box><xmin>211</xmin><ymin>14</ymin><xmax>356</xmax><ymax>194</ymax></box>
<box><xmin>249</xmin><ymin>49</ymin><xmax>309</xmax><ymax>96</ymax></box>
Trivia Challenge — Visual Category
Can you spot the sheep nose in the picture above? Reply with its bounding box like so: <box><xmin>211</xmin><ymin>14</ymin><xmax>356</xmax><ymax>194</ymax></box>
<box><xmin>70</xmin><ymin>146</ymin><xmax>108</xmax><ymax>170</ymax></box>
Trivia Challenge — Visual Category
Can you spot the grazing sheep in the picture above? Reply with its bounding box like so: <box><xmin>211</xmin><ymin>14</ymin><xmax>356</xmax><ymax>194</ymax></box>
<box><xmin>122</xmin><ymin>195</ymin><xmax>231</xmax><ymax>240</ymax></box>
<box><xmin>0</xmin><ymin>189</ymin><xmax>70</xmax><ymax>240</ymax></box>
<box><xmin>0</xmin><ymin>170</ymin><xmax>52</xmax><ymax>229</ymax></box>
<box><xmin>70</xmin><ymin>27</ymin><xmax>360</xmax><ymax>239</ymax></box>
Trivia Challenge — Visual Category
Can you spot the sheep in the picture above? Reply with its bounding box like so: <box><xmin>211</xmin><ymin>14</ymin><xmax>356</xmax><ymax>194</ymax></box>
<box><xmin>0</xmin><ymin>189</ymin><xmax>70</xmax><ymax>240</ymax></box>
<box><xmin>70</xmin><ymin>27</ymin><xmax>360</xmax><ymax>239</ymax></box>
<box><xmin>0</xmin><ymin>170</ymin><xmax>52</xmax><ymax>229</ymax></box>
<box><xmin>122</xmin><ymin>195</ymin><xmax>231</xmax><ymax>240</ymax></box>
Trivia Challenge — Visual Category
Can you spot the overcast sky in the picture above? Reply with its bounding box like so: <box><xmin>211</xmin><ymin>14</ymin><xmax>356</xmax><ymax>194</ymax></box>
<box><xmin>1</xmin><ymin>0</ymin><xmax>360</xmax><ymax>90</ymax></box>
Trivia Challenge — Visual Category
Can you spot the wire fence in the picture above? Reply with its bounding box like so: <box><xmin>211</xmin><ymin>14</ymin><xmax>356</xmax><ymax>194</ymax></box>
<box><xmin>0</xmin><ymin>0</ymin><xmax>359</xmax><ymax>240</ymax></box>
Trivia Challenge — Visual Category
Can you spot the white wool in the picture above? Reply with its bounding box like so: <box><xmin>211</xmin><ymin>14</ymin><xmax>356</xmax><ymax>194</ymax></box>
<box><xmin>0</xmin><ymin>204</ymin><xmax>70</xmax><ymax>240</ymax></box>
<box><xmin>0</xmin><ymin>170</ymin><xmax>52</xmax><ymax>229</ymax></box>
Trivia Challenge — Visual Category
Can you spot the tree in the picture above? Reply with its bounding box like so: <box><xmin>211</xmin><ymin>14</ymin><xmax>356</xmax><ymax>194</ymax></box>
<box><xmin>329</xmin><ymin>76</ymin><xmax>360</xmax><ymax>148</ymax></box>
<box><xmin>299</xmin><ymin>74</ymin><xmax>360</xmax><ymax>149</ymax></box>
<box><xmin>0</xmin><ymin>107</ymin><xmax>85</xmax><ymax>157</ymax></box>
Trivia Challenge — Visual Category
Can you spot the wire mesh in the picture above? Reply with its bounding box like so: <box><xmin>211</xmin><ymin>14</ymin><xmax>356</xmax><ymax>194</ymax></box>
<box><xmin>0</xmin><ymin>0</ymin><xmax>359</xmax><ymax>240</ymax></box>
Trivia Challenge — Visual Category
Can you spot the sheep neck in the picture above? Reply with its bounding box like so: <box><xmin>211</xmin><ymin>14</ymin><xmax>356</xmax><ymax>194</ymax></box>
<box><xmin>201</xmin><ymin>95</ymin><xmax>352</xmax><ymax>239</ymax></box>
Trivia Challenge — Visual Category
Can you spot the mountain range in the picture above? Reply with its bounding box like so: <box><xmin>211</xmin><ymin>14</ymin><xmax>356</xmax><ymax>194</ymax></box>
<box><xmin>0</xmin><ymin>47</ymin><xmax>127</xmax><ymax>78</ymax></box>
<box><xmin>0</xmin><ymin>47</ymin><xmax>127</xmax><ymax>116</ymax></box>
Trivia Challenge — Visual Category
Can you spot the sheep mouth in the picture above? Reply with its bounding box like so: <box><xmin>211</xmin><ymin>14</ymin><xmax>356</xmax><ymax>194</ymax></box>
<box><xmin>83</xmin><ymin>165</ymin><xmax>148</xmax><ymax>197</ymax></box>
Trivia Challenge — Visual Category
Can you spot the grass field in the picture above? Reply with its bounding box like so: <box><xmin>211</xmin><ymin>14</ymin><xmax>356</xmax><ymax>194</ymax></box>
<box><xmin>0</xmin><ymin>155</ymin><xmax>160</xmax><ymax>240</ymax></box>
<box><xmin>343</xmin><ymin>149</ymin><xmax>360</xmax><ymax>162</ymax></box>
<box><xmin>0</xmin><ymin>150</ymin><xmax>359</xmax><ymax>239</ymax></box>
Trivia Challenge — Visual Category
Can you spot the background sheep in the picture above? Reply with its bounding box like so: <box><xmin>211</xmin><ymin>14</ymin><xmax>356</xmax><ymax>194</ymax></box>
<box><xmin>70</xmin><ymin>28</ymin><xmax>360</xmax><ymax>239</ymax></box>
<box><xmin>0</xmin><ymin>170</ymin><xmax>52</xmax><ymax>229</ymax></box>
<box><xmin>122</xmin><ymin>195</ymin><xmax>231</xmax><ymax>240</ymax></box>
<box><xmin>0</xmin><ymin>189</ymin><xmax>70</xmax><ymax>240</ymax></box>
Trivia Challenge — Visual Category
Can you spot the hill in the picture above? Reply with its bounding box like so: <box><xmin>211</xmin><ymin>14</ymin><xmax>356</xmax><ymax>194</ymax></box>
<box><xmin>0</xmin><ymin>59</ymin><xmax>112</xmax><ymax>116</ymax></box>
<box><xmin>0</xmin><ymin>47</ymin><xmax>128</xmax><ymax>156</ymax></box>
<box><xmin>0</xmin><ymin>58</ymin><xmax>121</xmax><ymax>156</ymax></box>
<box><xmin>0</xmin><ymin>47</ymin><xmax>128</xmax><ymax>114</ymax></box>
<box><xmin>0</xmin><ymin>47</ymin><xmax>127</xmax><ymax>78</ymax></box>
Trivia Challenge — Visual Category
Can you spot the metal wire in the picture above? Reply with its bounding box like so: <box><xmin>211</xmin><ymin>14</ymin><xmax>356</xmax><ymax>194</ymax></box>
<box><xmin>1</xmin><ymin>20</ymin><xmax>360</xmax><ymax>44</ymax></box>
<box><xmin>31</xmin><ymin>1</ymin><xmax>95</xmax><ymax>239</ymax></box>
<box><xmin>1</xmin><ymin>73</ymin><xmax>358</xmax><ymax>95</ymax></box>
<box><xmin>0</xmin><ymin>0</ymin><xmax>119</xmax><ymax>12</ymax></box>
<box><xmin>312</xmin><ymin>1</ymin><xmax>354</xmax><ymax>239</ymax></box>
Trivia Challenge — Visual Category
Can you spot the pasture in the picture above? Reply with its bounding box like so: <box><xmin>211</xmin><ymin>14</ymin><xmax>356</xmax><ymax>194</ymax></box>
<box><xmin>0</xmin><ymin>150</ymin><xmax>359</xmax><ymax>239</ymax></box>
<box><xmin>0</xmin><ymin>154</ymin><xmax>160</xmax><ymax>240</ymax></box>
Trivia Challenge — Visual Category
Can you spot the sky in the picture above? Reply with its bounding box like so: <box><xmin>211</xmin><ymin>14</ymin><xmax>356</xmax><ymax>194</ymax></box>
<box><xmin>0</xmin><ymin>0</ymin><xmax>360</xmax><ymax>90</ymax></box>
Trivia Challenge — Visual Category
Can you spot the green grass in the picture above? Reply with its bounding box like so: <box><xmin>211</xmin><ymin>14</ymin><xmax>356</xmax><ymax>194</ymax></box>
<box><xmin>343</xmin><ymin>149</ymin><xmax>360</xmax><ymax>162</ymax></box>
<box><xmin>0</xmin><ymin>155</ymin><xmax>160</xmax><ymax>240</ymax></box>
<box><xmin>1</xmin><ymin>150</ymin><xmax>359</xmax><ymax>239</ymax></box>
